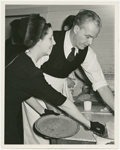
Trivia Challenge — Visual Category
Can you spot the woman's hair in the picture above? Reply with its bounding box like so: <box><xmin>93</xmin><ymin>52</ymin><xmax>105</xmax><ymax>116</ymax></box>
<box><xmin>61</xmin><ymin>15</ymin><xmax>75</xmax><ymax>31</ymax></box>
<box><xmin>18</xmin><ymin>14</ymin><xmax>51</xmax><ymax>48</ymax></box>
<box><xmin>73</xmin><ymin>9</ymin><xmax>102</xmax><ymax>28</ymax></box>
<box><xmin>40</xmin><ymin>23</ymin><xmax>51</xmax><ymax>39</ymax></box>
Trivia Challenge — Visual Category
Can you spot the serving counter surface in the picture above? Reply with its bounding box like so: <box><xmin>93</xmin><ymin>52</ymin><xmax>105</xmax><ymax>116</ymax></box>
<box><xmin>50</xmin><ymin>94</ymin><xmax>114</xmax><ymax>144</ymax></box>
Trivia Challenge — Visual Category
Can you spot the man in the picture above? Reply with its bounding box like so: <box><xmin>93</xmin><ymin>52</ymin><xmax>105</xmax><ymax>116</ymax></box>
<box><xmin>61</xmin><ymin>14</ymin><xmax>92</xmax><ymax>94</ymax></box>
<box><xmin>42</xmin><ymin>9</ymin><xmax>114</xmax><ymax>111</ymax></box>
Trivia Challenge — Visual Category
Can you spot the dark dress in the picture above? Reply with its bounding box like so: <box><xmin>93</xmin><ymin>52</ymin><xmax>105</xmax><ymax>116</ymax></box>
<box><xmin>5</xmin><ymin>52</ymin><xmax>66</xmax><ymax>144</ymax></box>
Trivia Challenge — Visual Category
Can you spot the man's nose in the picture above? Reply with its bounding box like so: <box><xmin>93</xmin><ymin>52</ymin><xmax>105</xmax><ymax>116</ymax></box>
<box><xmin>88</xmin><ymin>38</ymin><xmax>93</xmax><ymax>45</ymax></box>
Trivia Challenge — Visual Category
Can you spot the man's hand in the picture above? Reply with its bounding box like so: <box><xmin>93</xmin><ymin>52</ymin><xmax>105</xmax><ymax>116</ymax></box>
<box><xmin>90</xmin><ymin>121</ymin><xmax>105</xmax><ymax>136</ymax></box>
<box><xmin>67</xmin><ymin>78</ymin><xmax>76</xmax><ymax>88</ymax></box>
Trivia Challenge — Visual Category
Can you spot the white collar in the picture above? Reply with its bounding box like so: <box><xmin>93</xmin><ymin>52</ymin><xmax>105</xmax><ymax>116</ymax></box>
<box><xmin>65</xmin><ymin>30</ymin><xmax>73</xmax><ymax>50</ymax></box>
<box><xmin>64</xmin><ymin>30</ymin><xmax>79</xmax><ymax>57</ymax></box>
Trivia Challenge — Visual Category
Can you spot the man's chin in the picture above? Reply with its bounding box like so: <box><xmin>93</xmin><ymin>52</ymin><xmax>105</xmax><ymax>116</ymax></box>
<box><xmin>79</xmin><ymin>47</ymin><xmax>85</xmax><ymax>50</ymax></box>
<box><xmin>80</xmin><ymin>45</ymin><xmax>88</xmax><ymax>50</ymax></box>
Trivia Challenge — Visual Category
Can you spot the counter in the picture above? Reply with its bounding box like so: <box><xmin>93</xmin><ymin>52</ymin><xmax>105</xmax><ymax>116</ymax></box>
<box><xmin>50</xmin><ymin>94</ymin><xmax>114</xmax><ymax>144</ymax></box>
<box><xmin>50</xmin><ymin>113</ymin><xmax>114</xmax><ymax>144</ymax></box>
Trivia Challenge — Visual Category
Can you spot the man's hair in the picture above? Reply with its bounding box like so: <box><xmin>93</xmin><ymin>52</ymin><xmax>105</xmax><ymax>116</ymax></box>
<box><xmin>73</xmin><ymin>9</ymin><xmax>102</xmax><ymax>28</ymax></box>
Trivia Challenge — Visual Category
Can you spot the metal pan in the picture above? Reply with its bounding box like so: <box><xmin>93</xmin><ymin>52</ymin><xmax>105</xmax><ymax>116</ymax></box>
<box><xmin>33</xmin><ymin>115</ymin><xmax>80</xmax><ymax>139</ymax></box>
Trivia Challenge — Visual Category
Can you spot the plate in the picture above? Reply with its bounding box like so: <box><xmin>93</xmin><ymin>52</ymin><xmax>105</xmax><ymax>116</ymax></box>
<box><xmin>34</xmin><ymin>115</ymin><xmax>80</xmax><ymax>139</ymax></box>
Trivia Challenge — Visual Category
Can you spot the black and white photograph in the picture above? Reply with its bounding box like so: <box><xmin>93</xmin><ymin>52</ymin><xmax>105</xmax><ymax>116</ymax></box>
<box><xmin>1</xmin><ymin>1</ymin><xmax>119</xmax><ymax>149</ymax></box>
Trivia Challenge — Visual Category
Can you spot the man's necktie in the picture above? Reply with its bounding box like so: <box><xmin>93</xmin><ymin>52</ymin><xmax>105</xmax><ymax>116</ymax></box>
<box><xmin>67</xmin><ymin>47</ymin><xmax>75</xmax><ymax>62</ymax></box>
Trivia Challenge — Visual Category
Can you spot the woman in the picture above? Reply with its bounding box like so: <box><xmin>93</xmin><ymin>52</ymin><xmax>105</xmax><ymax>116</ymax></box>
<box><xmin>5</xmin><ymin>14</ymin><xmax>58</xmax><ymax>144</ymax></box>
<box><xmin>5</xmin><ymin>14</ymin><xmax>105</xmax><ymax>145</ymax></box>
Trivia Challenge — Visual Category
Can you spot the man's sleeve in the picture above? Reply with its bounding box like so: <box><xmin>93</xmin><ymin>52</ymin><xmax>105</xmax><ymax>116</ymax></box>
<box><xmin>81</xmin><ymin>47</ymin><xmax>108</xmax><ymax>91</ymax></box>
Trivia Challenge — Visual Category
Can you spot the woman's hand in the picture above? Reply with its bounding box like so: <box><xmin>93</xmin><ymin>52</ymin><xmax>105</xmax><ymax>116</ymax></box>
<box><xmin>90</xmin><ymin>121</ymin><xmax>105</xmax><ymax>136</ymax></box>
<box><xmin>40</xmin><ymin>109</ymin><xmax>60</xmax><ymax>117</ymax></box>
<box><xmin>45</xmin><ymin>102</ymin><xmax>63</xmax><ymax>114</ymax></box>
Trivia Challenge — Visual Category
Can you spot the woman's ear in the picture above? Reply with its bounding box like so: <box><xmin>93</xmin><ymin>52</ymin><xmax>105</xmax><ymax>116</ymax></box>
<box><xmin>73</xmin><ymin>25</ymin><xmax>80</xmax><ymax>34</ymax></box>
<box><xmin>36</xmin><ymin>39</ymin><xmax>42</xmax><ymax>46</ymax></box>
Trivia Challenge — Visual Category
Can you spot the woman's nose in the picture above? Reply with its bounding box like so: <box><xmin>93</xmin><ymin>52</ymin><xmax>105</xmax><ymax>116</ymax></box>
<box><xmin>52</xmin><ymin>38</ymin><xmax>56</xmax><ymax>45</ymax></box>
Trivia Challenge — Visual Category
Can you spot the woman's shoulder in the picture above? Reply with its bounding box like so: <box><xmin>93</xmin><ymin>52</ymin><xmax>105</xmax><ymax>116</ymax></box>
<box><xmin>19</xmin><ymin>53</ymin><xmax>43</xmax><ymax>76</ymax></box>
<box><xmin>6</xmin><ymin>52</ymin><xmax>36</xmax><ymax>72</ymax></box>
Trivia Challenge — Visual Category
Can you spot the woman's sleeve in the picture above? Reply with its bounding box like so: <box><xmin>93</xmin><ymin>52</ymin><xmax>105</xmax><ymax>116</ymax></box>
<box><xmin>22</xmin><ymin>69</ymin><xmax>66</xmax><ymax>106</ymax></box>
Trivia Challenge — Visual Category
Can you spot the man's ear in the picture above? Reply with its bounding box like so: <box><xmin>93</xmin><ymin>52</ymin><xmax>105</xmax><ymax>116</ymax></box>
<box><xmin>73</xmin><ymin>25</ymin><xmax>80</xmax><ymax>34</ymax></box>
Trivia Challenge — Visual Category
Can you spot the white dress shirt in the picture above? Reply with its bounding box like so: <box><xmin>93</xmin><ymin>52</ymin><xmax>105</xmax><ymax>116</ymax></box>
<box><xmin>64</xmin><ymin>30</ymin><xmax>108</xmax><ymax>91</ymax></box>
<box><xmin>64</xmin><ymin>30</ymin><xmax>78</xmax><ymax>58</ymax></box>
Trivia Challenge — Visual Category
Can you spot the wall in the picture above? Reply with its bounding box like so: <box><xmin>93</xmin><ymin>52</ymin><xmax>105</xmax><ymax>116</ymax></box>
<box><xmin>5</xmin><ymin>5</ymin><xmax>115</xmax><ymax>91</ymax></box>
<box><xmin>5</xmin><ymin>5</ymin><xmax>48</xmax><ymax>39</ymax></box>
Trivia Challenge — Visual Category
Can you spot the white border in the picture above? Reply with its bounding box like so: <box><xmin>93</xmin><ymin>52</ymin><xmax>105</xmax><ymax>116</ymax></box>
<box><xmin>1</xmin><ymin>1</ymin><xmax>119</xmax><ymax>149</ymax></box>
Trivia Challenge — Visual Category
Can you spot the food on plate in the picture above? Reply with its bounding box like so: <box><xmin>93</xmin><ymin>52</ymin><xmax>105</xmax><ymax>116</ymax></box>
<box><xmin>35</xmin><ymin>115</ymin><xmax>80</xmax><ymax>138</ymax></box>
<box><xmin>100</xmin><ymin>107</ymin><xmax>109</xmax><ymax>112</ymax></box>
<box><xmin>75</xmin><ymin>93</ymin><xmax>91</xmax><ymax>102</ymax></box>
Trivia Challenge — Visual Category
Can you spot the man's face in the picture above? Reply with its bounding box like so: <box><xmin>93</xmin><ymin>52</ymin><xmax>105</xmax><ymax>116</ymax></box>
<box><xmin>73</xmin><ymin>21</ymin><xmax>100</xmax><ymax>50</ymax></box>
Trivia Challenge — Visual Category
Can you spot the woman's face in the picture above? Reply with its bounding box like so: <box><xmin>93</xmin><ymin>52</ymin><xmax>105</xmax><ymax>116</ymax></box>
<box><xmin>39</xmin><ymin>27</ymin><xmax>56</xmax><ymax>56</ymax></box>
